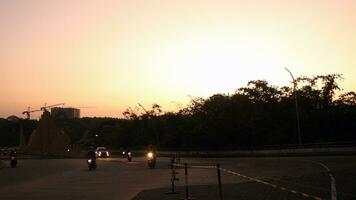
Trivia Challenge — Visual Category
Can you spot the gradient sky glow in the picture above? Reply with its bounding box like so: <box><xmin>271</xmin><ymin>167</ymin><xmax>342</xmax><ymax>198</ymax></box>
<box><xmin>1</xmin><ymin>0</ymin><xmax>355</xmax><ymax>118</ymax></box>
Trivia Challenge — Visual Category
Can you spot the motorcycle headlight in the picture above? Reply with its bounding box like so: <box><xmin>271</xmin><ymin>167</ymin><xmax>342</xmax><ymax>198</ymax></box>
<box><xmin>88</xmin><ymin>159</ymin><xmax>92</xmax><ymax>163</ymax></box>
<box><xmin>147</xmin><ymin>152</ymin><xmax>153</xmax><ymax>158</ymax></box>
<box><xmin>128</xmin><ymin>152</ymin><xmax>131</xmax><ymax>156</ymax></box>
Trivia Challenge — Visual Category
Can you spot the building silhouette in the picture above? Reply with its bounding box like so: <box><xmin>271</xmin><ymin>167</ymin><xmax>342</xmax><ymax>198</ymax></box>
<box><xmin>51</xmin><ymin>107</ymin><xmax>80</xmax><ymax>119</ymax></box>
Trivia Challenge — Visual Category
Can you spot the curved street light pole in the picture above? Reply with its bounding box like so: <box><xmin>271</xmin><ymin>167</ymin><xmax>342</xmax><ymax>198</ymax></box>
<box><xmin>285</xmin><ymin>68</ymin><xmax>302</xmax><ymax>146</ymax></box>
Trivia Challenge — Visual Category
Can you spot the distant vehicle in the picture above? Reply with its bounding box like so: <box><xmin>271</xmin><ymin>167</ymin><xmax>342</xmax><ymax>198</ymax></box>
<box><xmin>120</xmin><ymin>147</ymin><xmax>127</xmax><ymax>158</ymax></box>
<box><xmin>146</xmin><ymin>151</ymin><xmax>156</xmax><ymax>169</ymax></box>
<box><xmin>87</xmin><ymin>158</ymin><xmax>96</xmax><ymax>171</ymax></box>
<box><xmin>9</xmin><ymin>150</ymin><xmax>17</xmax><ymax>167</ymax></box>
<box><xmin>146</xmin><ymin>145</ymin><xmax>156</xmax><ymax>169</ymax></box>
<box><xmin>127</xmin><ymin>151</ymin><xmax>132</xmax><ymax>162</ymax></box>
<box><xmin>10</xmin><ymin>155</ymin><xmax>17</xmax><ymax>167</ymax></box>
<box><xmin>95</xmin><ymin>147</ymin><xmax>110</xmax><ymax>158</ymax></box>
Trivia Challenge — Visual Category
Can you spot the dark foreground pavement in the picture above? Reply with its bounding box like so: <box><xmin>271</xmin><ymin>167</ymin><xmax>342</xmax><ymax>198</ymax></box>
<box><xmin>133</xmin><ymin>156</ymin><xmax>356</xmax><ymax>200</ymax></box>
<box><xmin>134</xmin><ymin>183</ymin><xmax>312</xmax><ymax>200</ymax></box>
<box><xmin>0</xmin><ymin>156</ymin><xmax>355</xmax><ymax>200</ymax></box>
<box><xmin>0</xmin><ymin>157</ymin><xmax>174</xmax><ymax>200</ymax></box>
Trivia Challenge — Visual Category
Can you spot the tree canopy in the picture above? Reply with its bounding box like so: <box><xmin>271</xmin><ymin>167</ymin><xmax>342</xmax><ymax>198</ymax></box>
<box><xmin>1</xmin><ymin>74</ymin><xmax>355</xmax><ymax>149</ymax></box>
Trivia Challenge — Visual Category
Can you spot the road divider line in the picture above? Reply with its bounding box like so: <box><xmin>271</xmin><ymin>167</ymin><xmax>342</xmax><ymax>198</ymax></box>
<box><xmin>330</xmin><ymin>173</ymin><xmax>337</xmax><ymax>200</ymax></box>
<box><xmin>302</xmin><ymin>160</ymin><xmax>337</xmax><ymax>200</ymax></box>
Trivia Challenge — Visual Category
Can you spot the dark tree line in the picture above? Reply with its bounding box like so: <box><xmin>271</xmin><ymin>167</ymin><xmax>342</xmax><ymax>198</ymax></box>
<box><xmin>1</xmin><ymin>74</ymin><xmax>355</xmax><ymax>149</ymax></box>
<box><xmin>119</xmin><ymin>74</ymin><xmax>356</xmax><ymax>149</ymax></box>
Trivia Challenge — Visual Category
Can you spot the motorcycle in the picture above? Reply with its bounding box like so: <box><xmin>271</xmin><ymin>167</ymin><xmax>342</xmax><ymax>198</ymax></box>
<box><xmin>146</xmin><ymin>151</ymin><xmax>156</xmax><ymax>169</ymax></box>
<box><xmin>10</xmin><ymin>156</ymin><xmax>17</xmax><ymax>167</ymax></box>
<box><xmin>127</xmin><ymin>151</ymin><xmax>132</xmax><ymax>162</ymax></box>
<box><xmin>87</xmin><ymin>158</ymin><xmax>96</xmax><ymax>171</ymax></box>
<box><xmin>121</xmin><ymin>151</ymin><xmax>126</xmax><ymax>158</ymax></box>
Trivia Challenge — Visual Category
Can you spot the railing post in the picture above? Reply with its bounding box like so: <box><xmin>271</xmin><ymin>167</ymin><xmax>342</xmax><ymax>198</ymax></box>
<box><xmin>217</xmin><ymin>163</ymin><xmax>223</xmax><ymax>200</ymax></box>
<box><xmin>167</xmin><ymin>159</ymin><xmax>179</xmax><ymax>194</ymax></box>
<box><xmin>172</xmin><ymin>161</ymin><xmax>175</xmax><ymax>193</ymax></box>
<box><xmin>184</xmin><ymin>163</ymin><xmax>191</xmax><ymax>200</ymax></box>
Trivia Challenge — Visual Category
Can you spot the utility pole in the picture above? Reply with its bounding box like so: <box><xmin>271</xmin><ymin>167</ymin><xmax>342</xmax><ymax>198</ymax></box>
<box><xmin>285</xmin><ymin>68</ymin><xmax>302</xmax><ymax>146</ymax></box>
<box><xmin>138</xmin><ymin>103</ymin><xmax>149</xmax><ymax>115</ymax></box>
<box><xmin>138</xmin><ymin>103</ymin><xmax>160</xmax><ymax>147</ymax></box>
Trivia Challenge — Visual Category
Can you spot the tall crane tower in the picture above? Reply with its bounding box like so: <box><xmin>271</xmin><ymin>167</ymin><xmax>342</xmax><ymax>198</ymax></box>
<box><xmin>138</xmin><ymin>103</ymin><xmax>150</xmax><ymax>116</ymax></box>
<box><xmin>22</xmin><ymin>107</ymin><xmax>41</xmax><ymax>120</ymax></box>
<box><xmin>40</xmin><ymin>103</ymin><xmax>65</xmax><ymax>112</ymax></box>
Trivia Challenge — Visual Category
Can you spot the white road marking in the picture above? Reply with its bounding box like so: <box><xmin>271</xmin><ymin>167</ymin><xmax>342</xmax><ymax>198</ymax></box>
<box><xmin>175</xmin><ymin>163</ymin><xmax>323</xmax><ymax>200</ymax></box>
<box><xmin>302</xmin><ymin>160</ymin><xmax>337</xmax><ymax>200</ymax></box>
<box><xmin>330</xmin><ymin>175</ymin><xmax>337</xmax><ymax>200</ymax></box>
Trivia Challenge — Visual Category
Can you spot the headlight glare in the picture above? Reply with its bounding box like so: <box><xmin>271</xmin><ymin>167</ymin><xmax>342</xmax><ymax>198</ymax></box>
<box><xmin>147</xmin><ymin>152</ymin><xmax>153</xmax><ymax>158</ymax></box>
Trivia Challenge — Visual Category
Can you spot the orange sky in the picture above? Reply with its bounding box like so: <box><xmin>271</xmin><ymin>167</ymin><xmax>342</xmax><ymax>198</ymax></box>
<box><xmin>0</xmin><ymin>0</ymin><xmax>355</xmax><ymax>118</ymax></box>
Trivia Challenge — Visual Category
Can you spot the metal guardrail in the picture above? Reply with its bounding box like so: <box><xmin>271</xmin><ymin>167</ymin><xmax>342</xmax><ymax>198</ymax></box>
<box><xmin>106</xmin><ymin>144</ymin><xmax>356</xmax><ymax>159</ymax></box>
<box><xmin>156</xmin><ymin>141</ymin><xmax>356</xmax><ymax>152</ymax></box>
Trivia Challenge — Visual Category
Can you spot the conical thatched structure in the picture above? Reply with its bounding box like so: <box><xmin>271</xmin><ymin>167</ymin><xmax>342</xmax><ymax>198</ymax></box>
<box><xmin>26</xmin><ymin>111</ymin><xmax>71</xmax><ymax>154</ymax></box>
<box><xmin>19</xmin><ymin>123</ymin><xmax>26</xmax><ymax>150</ymax></box>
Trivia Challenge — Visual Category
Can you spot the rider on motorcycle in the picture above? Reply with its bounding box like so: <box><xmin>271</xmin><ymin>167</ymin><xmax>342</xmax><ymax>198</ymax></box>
<box><xmin>147</xmin><ymin>144</ymin><xmax>156</xmax><ymax>155</ymax></box>
<box><xmin>87</xmin><ymin>150</ymin><xmax>96</xmax><ymax>159</ymax></box>
<box><xmin>9</xmin><ymin>149</ymin><xmax>17</xmax><ymax>167</ymax></box>
<box><xmin>9</xmin><ymin>150</ymin><xmax>16</xmax><ymax>157</ymax></box>
<box><xmin>146</xmin><ymin>144</ymin><xmax>157</xmax><ymax>168</ymax></box>
<box><xmin>86</xmin><ymin>150</ymin><xmax>97</xmax><ymax>170</ymax></box>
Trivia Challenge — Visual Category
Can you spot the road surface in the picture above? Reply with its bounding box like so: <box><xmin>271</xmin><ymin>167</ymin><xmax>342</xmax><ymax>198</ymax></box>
<box><xmin>0</xmin><ymin>156</ymin><xmax>355</xmax><ymax>200</ymax></box>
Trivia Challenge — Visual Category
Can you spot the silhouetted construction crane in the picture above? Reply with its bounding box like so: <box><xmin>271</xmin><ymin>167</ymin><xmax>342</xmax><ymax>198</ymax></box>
<box><xmin>138</xmin><ymin>103</ymin><xmax>149</xmax><ymax>115</ymax></box>
<box><xmin>71</xmin><ymin>106</ymin><xmax>96</xmax><ymax>109</ymax></box>
<box><xmin>40</xmin><ymin>103</ymin><xmax>65</xmax><ymax>111</ymax></box>
<box><xmin>22</xmin><ymin>107</ymin><xmax>41</xmax><ymax>119</ymax></box>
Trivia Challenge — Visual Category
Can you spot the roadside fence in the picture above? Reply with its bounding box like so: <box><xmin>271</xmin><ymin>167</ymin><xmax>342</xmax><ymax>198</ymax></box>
<box><xmin>168</xmin><ymin>158</ymin><xmax>323</xmax><ymax>200</ymax></box>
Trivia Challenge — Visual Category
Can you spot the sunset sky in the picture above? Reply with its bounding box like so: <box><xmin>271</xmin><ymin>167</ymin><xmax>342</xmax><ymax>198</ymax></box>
<box><xmin>0</xmin><ymin>0</ymin><xmax>355</xmax><ymax>118</ymax></box>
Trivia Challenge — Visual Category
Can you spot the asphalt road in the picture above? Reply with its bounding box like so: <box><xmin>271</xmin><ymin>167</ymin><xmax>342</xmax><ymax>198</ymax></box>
<box><xmin>166</xmin><ymin>156</ymin><xmax>356</xmax><ymax>200</ymax></box>
<box><xmin>0</xmin><ymin>156</ymin><xmax>174</xmax><ymax>200</ymax></box>
<box><xmin>0</xmin><ymin>156</ymin><xmax>355</xmax><ymax>200</ymax></box>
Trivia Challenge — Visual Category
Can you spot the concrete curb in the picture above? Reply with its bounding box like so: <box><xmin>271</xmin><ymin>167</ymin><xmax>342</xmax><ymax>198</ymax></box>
<box><xmin>128</xmin><ymin>146</ymin><xmax>356</xmax><ymax>158</ymax></box>
<box><xmin>6</xmin><ymin>146</ymin><xmax>356</xmax><ymax>160</ymax></box>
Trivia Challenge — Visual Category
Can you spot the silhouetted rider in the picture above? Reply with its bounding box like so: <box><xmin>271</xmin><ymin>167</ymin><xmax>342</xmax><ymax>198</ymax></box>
<box><xmin>87</xmin><ymin>150</ymin><xmax>96</xmax><ymax>159</ymax></box>
<box><xmin>9</xmin><ymin>150</ymin><xmax>16</xmax><ymax>157</ymax></box>
<box><xmin>147</xmin><ymin>144</ymin><xmax>157</xmax><ymax>155</ymax></box>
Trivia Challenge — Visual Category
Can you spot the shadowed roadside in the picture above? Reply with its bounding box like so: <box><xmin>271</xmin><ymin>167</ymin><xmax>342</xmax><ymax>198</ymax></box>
<box><xmin>0</xmin><ymin>160</ymin><xmax>4</xmax><ymax>169</ymax></box>
<box><xmin>132</xmin><ymin>183</ymin><xmax>310</xmax><ymax>200</ymax></box>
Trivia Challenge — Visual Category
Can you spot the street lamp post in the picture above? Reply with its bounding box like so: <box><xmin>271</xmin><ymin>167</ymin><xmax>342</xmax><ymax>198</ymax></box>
<box><xmin>285</xmin><ymin>68</ymin><xmax>302</xmax><ymax>146</ymax></box>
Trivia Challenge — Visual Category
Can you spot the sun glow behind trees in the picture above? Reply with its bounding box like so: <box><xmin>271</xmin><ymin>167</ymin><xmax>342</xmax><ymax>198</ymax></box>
<box><xmin>149</xmin><ymin>28</ymin><xmax>291</xmax><ymax>96</ymax></box>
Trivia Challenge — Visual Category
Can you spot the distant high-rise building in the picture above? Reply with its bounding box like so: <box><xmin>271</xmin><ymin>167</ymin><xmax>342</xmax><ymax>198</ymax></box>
<box><xmin>51</xmin><ymin>107</ymin><xmax>80</xmax><ymax>119</ymax></box>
